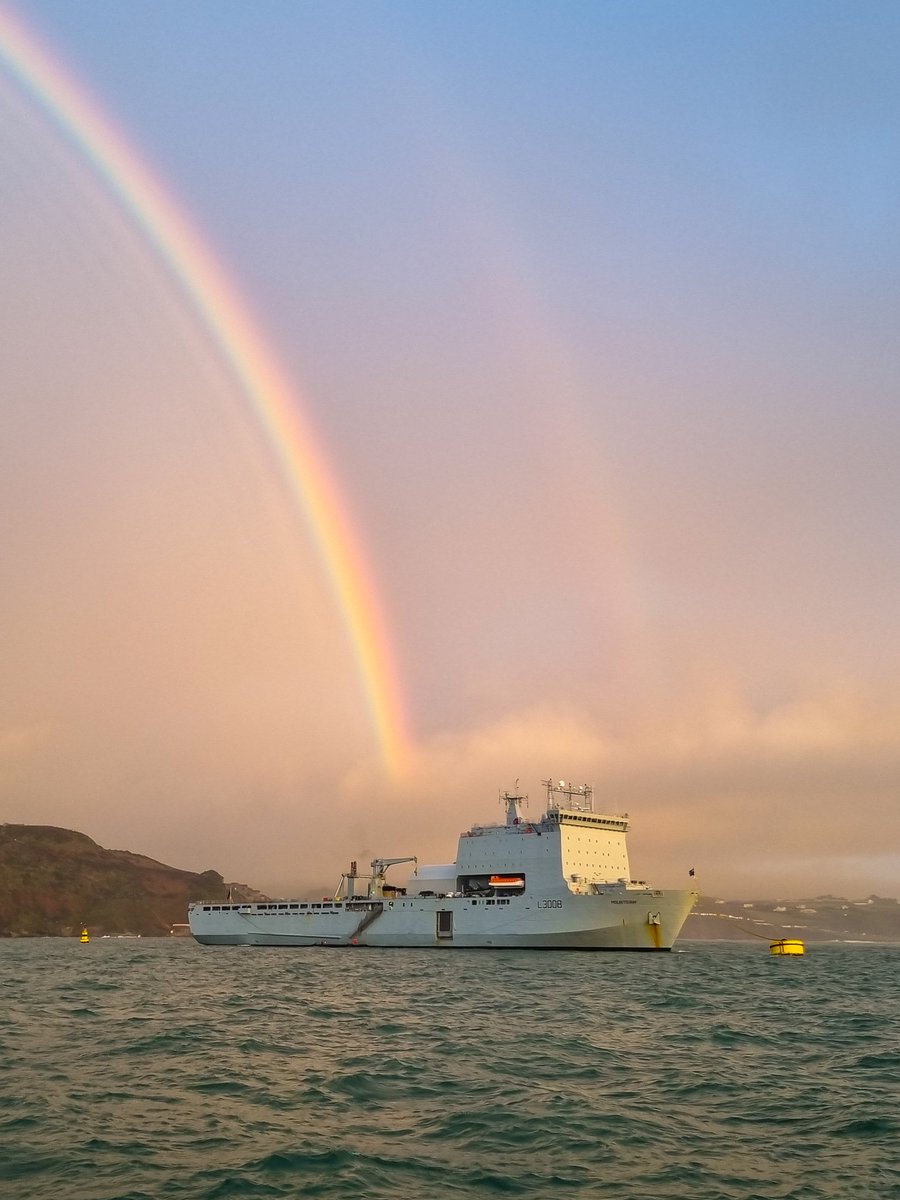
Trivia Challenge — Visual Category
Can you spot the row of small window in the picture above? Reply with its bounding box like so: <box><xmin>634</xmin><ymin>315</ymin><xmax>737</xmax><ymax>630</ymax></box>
<box><xmin>561</xmin><ymin>815</ymin><xmax>626</xmax><ymax>827</ymax></box>
<box><xmin>201</xmin><ymin>897</ymin><xmax>514</xmax><ymax>913</ymax></box>
<box><xmin>203</xmin><ymin>902</ymin><xmax>337</xmax><ymax>912</ymax></box>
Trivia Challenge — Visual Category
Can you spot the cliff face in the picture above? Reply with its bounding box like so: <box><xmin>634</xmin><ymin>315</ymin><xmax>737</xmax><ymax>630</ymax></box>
<box><xmin>0</xmin><ymin>824</ymin><xmax>265</xmax><ymax>937</ymax></box>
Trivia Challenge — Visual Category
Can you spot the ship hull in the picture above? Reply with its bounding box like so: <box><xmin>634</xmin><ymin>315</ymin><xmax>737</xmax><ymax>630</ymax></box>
<box><xmin>189</xmin><ymin>888</ymin><xmax>698</xmax><ymax>951</ymax></box>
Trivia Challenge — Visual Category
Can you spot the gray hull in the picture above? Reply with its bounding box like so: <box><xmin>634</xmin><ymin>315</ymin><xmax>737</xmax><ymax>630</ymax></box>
<box><xmin>189</xmin><ymin>887</ymin><xmax>698</xmax><ymax>950</ymax></box>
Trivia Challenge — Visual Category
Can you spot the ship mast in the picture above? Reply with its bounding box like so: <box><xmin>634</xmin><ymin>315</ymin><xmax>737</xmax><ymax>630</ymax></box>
<box><xmin>501</xmin><ymin>782</ymin><xmax>528</xmax><ymax>825</ymax></box>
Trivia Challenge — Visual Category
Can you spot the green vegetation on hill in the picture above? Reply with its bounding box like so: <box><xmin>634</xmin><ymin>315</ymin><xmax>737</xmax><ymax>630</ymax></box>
<box><xmin>0</xmin><ymin>824</ymin><xmax>265</xmax><ymax>937</ymax></box>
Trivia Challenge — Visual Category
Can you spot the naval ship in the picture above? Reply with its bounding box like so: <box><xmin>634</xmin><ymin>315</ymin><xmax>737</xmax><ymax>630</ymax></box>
<box><xmin>189</xmin><ymin>780</ymin><xmax>698</xmax><ymax>950</ymax></box>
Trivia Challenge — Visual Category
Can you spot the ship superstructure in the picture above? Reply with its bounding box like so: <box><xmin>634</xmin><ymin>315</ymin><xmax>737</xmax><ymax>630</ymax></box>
<box><xmin>189</xmin><ymin>779</ymin><xmax>697</xmax><ymax>950</ymax></box>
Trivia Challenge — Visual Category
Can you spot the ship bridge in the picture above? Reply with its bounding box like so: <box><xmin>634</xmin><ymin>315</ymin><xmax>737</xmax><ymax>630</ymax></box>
<box><xmin>543</xmin><ymin>780</ymin><xmax>632</xmax><ymax>890</ymax></box>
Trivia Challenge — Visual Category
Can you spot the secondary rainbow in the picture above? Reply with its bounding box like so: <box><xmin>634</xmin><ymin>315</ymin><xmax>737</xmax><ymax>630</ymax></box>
<box><xmin>0</xmin><ymin>7</ymin><xmax>410</xmax><ymax>773</ymax></box>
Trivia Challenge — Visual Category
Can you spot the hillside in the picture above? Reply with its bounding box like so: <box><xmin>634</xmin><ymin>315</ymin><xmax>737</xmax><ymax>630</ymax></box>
<box><xmin>0</xmin><ymin>824</ymin><xmax>266</xmax><ymax>937</ymax></box>
<box><xmin>3</xmin><ymin>823</ymin><xmax>897</xmax><ymax>942</ymax></box>
<box><xmin>683</xmin><ymin>893</ymin><xmax>900</xmax><ymax>943</ymax></box>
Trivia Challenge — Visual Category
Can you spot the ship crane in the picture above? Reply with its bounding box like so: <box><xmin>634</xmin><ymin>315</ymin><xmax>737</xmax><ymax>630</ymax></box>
<box><xmin>368</xmin><ymin>856</ymin><xmax>417</xmax><ymax>898</ymax></box>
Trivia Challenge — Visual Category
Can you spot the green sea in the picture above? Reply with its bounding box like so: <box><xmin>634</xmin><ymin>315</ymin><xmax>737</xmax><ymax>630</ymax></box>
<box><xmin>2</xmin><ymin>939</ymin><xmax>898</xmax><ymax>1199</ymax></box>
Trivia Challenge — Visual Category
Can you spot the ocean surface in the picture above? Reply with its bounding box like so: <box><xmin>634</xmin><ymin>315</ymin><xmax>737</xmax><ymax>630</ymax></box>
<box><xmin>1</xmin><ymin>940</ymin><xmax>898</xmax><ymax>1200</ymax></box>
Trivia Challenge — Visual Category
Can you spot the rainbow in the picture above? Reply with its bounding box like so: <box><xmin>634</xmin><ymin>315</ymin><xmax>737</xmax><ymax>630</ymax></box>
<box><xmin>0</xmin><ymin>7</ymin><xmax>410</xmax><ymax>773</ymax></box>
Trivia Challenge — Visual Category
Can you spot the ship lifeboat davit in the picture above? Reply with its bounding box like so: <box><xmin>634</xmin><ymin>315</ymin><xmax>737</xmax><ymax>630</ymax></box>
<box><xmin>769</xmin><ymin>938</ymin><xmax>805</xmax><ymax>956</ymax></box>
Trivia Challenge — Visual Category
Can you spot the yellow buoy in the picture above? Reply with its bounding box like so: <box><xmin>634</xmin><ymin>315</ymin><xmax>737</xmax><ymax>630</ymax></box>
<box><xmin>80</xmin><ymin>927</ymin><xmax>90</xmax><ymax>943</ymax></box>
<box><xmin>769</xmin><ymin>938</ymin><xmax>804</xmax><ymax>955</ymax></box>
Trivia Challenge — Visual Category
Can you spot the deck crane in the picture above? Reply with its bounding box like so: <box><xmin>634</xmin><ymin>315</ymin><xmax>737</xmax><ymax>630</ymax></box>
<box><xmin>368</xmin><ymin>856</ymin><xmax>417</xmax><ymax>898</ymax></box>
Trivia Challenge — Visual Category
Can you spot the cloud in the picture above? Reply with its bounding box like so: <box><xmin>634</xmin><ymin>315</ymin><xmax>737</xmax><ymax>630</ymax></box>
<box><xmin>3</xmin><ymin>8</ymin><xmax>900</xmax><ymax>912</ymax></box>
<box><xmin>0</xmin><ymin>721</ymin><xmax>54</xmax><ymax>763</ymax></box>
<box><xmin>269</xmin><ymin>684</ymin><xmax>900</xmax><ymax>901</ymax></box>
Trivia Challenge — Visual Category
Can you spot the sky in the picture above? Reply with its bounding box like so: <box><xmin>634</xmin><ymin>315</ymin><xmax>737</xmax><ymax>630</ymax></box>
<box><xmin>2</xmin><ymin>0</ymin><xmax>899</xmax><ymax>900</ymax></box>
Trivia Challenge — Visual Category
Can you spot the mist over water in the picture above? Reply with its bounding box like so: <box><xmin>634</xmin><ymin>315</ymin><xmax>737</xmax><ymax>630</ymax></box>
<box><xmin>2</xmin><ymin>939</ymin><xmax>897</xmax><ymax>1199</ymax></box>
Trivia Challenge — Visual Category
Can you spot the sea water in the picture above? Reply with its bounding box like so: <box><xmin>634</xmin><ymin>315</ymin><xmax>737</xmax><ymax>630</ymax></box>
<box><xmin>1</xmin><ymin>939</ymin><xmax>897</xmax><ymax>1199</ymax></box>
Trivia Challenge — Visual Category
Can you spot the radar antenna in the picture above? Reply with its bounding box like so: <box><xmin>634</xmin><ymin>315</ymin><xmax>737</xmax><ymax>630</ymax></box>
<box><xmin>541</xmin><ymin>778</ymin><xmax>594</xmax><ymax>812</ymax></box>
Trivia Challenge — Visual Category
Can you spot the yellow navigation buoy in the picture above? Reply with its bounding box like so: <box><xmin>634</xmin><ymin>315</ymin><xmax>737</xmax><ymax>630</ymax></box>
<box><xmin>80</xmin><ymin>927</ymin><xmax>90</xmax><ymax>943</ymax></box>
<box><xmin>769</xmin><ymin>938</ymin><xmax>804</xmax><ymax>955</ymax></box>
